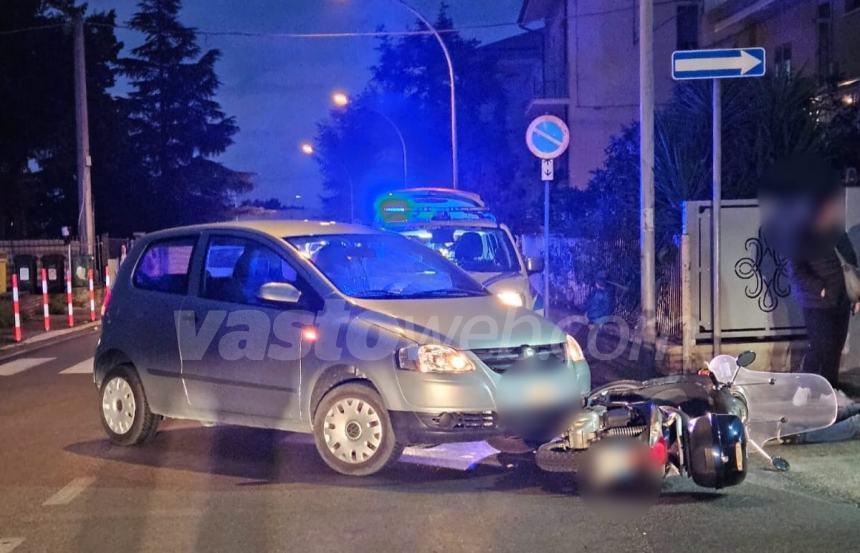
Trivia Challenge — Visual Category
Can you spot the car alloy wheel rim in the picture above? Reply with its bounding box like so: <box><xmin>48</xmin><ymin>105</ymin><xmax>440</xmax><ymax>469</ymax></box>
<box><xmin>323</xmin><ymin>397</ymin><xmax>383</xmax><ymax>464</ymax></box>
<box><xmin>102</xmin><ymin>376</ymin><xmax>137</xmax><ymax>435</ymax></box>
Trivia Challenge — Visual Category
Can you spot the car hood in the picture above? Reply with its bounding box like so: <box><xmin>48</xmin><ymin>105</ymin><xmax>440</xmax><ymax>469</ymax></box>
<box><xmin>476</xmin><ymin>272</ymin><xmax>529</xmax><ymax>295</ymax></box>
<box><xmin>349</xmin><ymin>295</ymin><xmax>564</xmax><ymax>350</ymax></box>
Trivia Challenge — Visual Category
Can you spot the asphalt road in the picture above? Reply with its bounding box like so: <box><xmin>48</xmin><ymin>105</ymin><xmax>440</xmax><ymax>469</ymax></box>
<box><xmin>0</xmin><ymin>332</ymin><xmax>857</xmax><ymax>553</ymax></box>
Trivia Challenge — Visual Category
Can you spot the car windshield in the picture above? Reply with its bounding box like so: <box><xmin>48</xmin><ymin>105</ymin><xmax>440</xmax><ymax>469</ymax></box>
<box><xmin>397</xmin><ymin>227</ymin><xmax>521</xmax><ymax>274</ymax></box>
<box><xmin>286</xmin><ymin>233</ymin><xmax>488</xmax><ymax>300</ymax></box>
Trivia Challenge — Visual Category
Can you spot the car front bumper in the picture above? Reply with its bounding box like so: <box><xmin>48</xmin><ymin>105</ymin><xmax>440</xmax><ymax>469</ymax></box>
<box><xmin>389</xmin><ymin>404</ymin><xmax>581</xmax><ymax>445</ymax></box>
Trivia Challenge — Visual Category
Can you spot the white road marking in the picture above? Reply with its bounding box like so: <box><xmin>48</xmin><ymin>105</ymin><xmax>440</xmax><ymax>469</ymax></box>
<box><xmin>0</xmin><ymin>538</ymin><xmax>24</xmax><ymax>553</ymax></box>
<box><xmin>60</xmin><ymin>357</ymin><xmax>94</xmax><ymax>375</ymax></box>
<box><xmin>42</xmin><ymin>477</ymin><xmax>96</xmax><ymax>506</ymax></box>
<box><xmin>0</xmin><ymin>357</ymin><xmax>55</xmax><ymax>377</ymax></box>
<box><xmin>401</xmin><ymin>442</ymin><xmax>499</xmax><ymax>471</ymax></box>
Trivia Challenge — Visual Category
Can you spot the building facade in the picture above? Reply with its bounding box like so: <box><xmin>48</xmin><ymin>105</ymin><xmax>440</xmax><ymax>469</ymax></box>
<box><xmin>702</xmin><ymin>0</ymin><xmax>860</xmax><ymax>101</ymax></box>
<box><xmin>519</xmin><ymin>0</ymin><xmax>697</xmax><ymax>188</ymax></box>
<box><xmin>519</xmin><ymin>0</ymin><xmax>860</xmax><ymax>189</ymax></box>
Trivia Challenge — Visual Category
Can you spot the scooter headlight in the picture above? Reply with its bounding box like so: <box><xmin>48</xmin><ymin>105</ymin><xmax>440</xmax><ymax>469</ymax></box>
<box><xmin>565</xmin><ymin>334</ymin><xmax>585</xmax><ymax>363</ymax></box>
<box><xmin>496</xmin><ymin>290</ymin><xmax>525</xmax><ymax>307</ymax></box>
<box><xmin>398</xmin><ymin>344</ymin><xmax>475</xmax><ymax>374</ymax></box>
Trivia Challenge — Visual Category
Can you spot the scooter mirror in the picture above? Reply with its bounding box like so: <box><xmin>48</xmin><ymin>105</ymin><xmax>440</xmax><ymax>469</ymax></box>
<box><xmin>736</xmin><ymin>351</ymin><xmax>756</xmax><ymax>368</ymax></box>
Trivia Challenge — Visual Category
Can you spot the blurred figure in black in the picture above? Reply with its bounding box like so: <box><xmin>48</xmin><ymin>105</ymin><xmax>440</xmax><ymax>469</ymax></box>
<box><xmin>761</xmin><ymin>154</ymin><xmax>858</xmax><ymax>388</ymax></box>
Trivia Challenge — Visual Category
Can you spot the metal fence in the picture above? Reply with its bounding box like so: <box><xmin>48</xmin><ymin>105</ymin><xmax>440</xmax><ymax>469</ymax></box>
<box><xmin>546</xmin><ymin>236</ymin><xmax>682</xmax><ymax>340</ymax></box>
<box><xmin>0</xmin><ymin>235</ymin><xmax>133</xmax><ymax>291</ymax></box>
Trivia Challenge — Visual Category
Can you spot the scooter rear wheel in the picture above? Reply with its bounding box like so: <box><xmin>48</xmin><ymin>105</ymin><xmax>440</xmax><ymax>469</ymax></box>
<box><xmin>535</xmin><ymin>441</ymin><xmax>583</xmax><ymax>473</ymax></box>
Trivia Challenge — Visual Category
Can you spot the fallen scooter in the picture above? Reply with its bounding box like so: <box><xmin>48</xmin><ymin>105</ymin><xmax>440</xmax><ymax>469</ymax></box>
<box><xmin>535</xmin><ymin>361</ymin><xmax>750</xmax><ymax>492</ymax></box>
<box><xmin>534</xmin><ymin>351</ymin><xmax>840</xmax><ymax>491</ymax></box>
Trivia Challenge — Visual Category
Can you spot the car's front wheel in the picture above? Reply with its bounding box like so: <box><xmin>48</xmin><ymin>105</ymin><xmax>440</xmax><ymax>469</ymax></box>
<box><xmin>99</xmin><ymin>365</ymin><xmax>160</xmax><ymax>446</ymax></box>
<box><xmin>312</xmin><ymin>383</ymin><xmax>403</xmax><ymax>476</ymax></box>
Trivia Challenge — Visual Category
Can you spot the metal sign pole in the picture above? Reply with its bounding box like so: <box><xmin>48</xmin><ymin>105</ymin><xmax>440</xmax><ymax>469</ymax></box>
<box><xmin>671</xmin><ymin>46</ymin><xmax>765</xmax><ymax>357</ymax></box>
<box><xmin>711</xmin><ymin>79</ymin><xmax>722</xmax><ymax>357</ymax></box>
<box><xmin>525</xmin><ymin>115</ymin><xmax>569</xmax><ymax>320</ymax></box>
<box><xmin>544</xmin><ymin>179</ymin><xmax>551</xmax><ymax>319</ymax></box>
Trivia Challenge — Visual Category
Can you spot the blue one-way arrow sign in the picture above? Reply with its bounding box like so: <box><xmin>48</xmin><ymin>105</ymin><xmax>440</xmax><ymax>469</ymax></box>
<box><xmin>672</xmin><ymin>48</ymin><xmax>765</xmax><ymax>80</ymax></box>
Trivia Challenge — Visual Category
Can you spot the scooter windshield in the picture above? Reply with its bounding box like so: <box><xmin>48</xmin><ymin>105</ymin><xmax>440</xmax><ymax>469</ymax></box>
<box><xmin>732</xmin><ymin>367</ymin><xmax>838</xmax><ymax>445</ymax></box>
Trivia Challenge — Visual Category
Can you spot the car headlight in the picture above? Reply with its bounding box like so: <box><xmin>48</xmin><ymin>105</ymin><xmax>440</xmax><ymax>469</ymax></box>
<box><xmin>496</xmin><ymin>290</ymin><xmax>524</xmax><ymax>307</ymax></box>
<box><xmin>565</xmin><ymin>334</ymin><xmax>585</xmax><ymax>363</ymax></box>
<box><xmin>397</xmin><ymin>344</ymin><xmax>475</xmax><ymax>374</ymax></box>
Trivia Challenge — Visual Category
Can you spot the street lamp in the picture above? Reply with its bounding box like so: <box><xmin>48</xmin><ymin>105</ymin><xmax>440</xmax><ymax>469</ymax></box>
<box><xmin>330</xmin><ymin>91</ymin><xmax>408</xmax><ymax>187</ymax></box>
<box><xmin>331</xmin><ymin>91</ymin><xmax>349</xmax><ymax>108</ymax></box>
<box><xmin>300</xmin><ymin>141</ymin><xmax>355</xmax><ymax>222</ymax></box>
<box><xmin>396</xmin><ymin>0</ymin><xmax>458</xmax><ymax>189</ymax></box>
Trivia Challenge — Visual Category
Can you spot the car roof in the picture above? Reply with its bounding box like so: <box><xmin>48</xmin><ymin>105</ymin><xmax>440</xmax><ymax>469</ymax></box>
<box><xmin>380</xmin><ymin>187</ymin><xmax>485</xmax><ymax>207</ymax></box>
<box><xmin>143</xmin><ymin>219</ymin><xmax>379</xmax><ymax>240</ymax></box>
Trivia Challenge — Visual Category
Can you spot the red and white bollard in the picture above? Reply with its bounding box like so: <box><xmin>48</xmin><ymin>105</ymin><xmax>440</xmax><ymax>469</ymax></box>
<box><xmin>88</xmin><ymin>268</ymin><xmax>96</xmax><ymax>322</ymax></box>
<box><xmin>41</xmin><ymin>268</ymin><xmax>50</xmax><ymax>332</ymax></box>
<box><xmin>66</xmin><ymin>269</ymin><xmax>75</xmax><ymax>328</ymax></box>
<box><xmin>101</xmin><ymin>265</ymin><xmax>112</xmax><ymax>317</ymax></box>
<box><xmin>11</xmin><ymin>274</ymin><xmax>22</xmax><ymax>342</ymax></box>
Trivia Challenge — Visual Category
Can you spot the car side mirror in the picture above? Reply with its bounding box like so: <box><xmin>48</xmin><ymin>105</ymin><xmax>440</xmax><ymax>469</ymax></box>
<box><xmin>257</xmin><ymin>282</ymin><xmax>301</xmax><ymax>305</ymax></box>
<box><xmin>736</xmin><ymin>350</ymin><xmax>756</xmax><ymax>368</ymax></box>
<box><xmin>526</xmin><ymin>256</ymin><xmax>544</xmax><ymax>275</ymax></box>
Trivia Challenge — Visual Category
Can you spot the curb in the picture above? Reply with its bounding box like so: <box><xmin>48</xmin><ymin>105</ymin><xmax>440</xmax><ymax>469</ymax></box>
<box><xmin>0</xmin><ymin>322</ymin><xmax>101</xmax><ymax>363</ymax></box>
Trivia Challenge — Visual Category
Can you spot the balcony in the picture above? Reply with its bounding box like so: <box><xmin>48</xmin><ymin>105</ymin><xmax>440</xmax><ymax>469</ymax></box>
<box><xmin>527</xmin><ymin>77</ymin><xmax>569</xmax><ymax>113</ymax></box>
<box><xmin>705</xmin><ymin>0</ymin><xmax>797</xmax><ymax>34</ymax></box>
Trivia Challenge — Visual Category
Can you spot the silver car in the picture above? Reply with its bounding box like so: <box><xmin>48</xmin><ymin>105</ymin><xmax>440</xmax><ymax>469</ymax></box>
<box><xmin>95</xmin><ymin>220</ymin><xmax>590</xmax><ymax>476</ymax></box>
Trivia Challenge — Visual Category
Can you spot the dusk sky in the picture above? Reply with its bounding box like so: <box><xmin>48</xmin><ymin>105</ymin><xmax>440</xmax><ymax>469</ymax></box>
<box><xmin>87</xmin><ymin>0</ymin><xmax>525</xmax><ymax>214</ymax></box>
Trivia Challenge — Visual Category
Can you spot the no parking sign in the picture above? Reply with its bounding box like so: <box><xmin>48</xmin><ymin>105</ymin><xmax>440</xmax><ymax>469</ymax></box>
<box><xmin>525</xmin><ymin>115</ymin><xmax>570</xmax><ymax>161</ymax></box>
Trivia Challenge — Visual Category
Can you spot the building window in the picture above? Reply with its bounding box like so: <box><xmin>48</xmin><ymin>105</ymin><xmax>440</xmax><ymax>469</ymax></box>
<box><xmin>846</xmin><ymin>1</ymin><xmax>860</xmax><ymax>14</ymax></box>
<box><xmin>774</xmin><ymin>43</ymin><xmax>792</xmax><ymax>76</ymax></box>
<box><xmin>676</xmin><ymin>5</ymin><xmax>699</xmax><ymax>51</ymax></box>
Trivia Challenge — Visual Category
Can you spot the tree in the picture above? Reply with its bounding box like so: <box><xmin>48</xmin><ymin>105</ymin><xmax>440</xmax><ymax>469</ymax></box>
<box><xmin>122</xmin><ymin>0</ymin><xmax>250</xmax><ymax>230</ymax></box>
<box><xmin>582</xmin><ymin>74</ymin><xmax>829</xmax><ymax>246</ymax></box>
<box><xmin>0</xmin><ymin>1</ymin><xmax>126</xmax><ymax>238</ymax></box>
<box><xmin>574</xmin><ymin>73</ymin><xmax>849</xmax><ymax>307</ymax></box>
<box><xmin>314</xmin><ymin>6</ymin><xmax>517</xmax><ymax>225</ymax></box>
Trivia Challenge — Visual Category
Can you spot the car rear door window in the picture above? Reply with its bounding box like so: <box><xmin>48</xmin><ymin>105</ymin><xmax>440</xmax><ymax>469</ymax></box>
<box><xmin>201</xmin><ymin>235</ymin><xmax>305</xmax><ymax>307</ymax></box>
<box><xmin>132</xmin><ymin>237</ymin><xmax>196</xmax><ymax>294</ymax></box>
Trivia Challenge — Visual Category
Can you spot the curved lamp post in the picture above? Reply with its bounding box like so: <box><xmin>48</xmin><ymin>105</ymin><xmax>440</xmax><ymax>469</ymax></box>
<box><xmin>396</xmin><ymin>0</ymin><xmax>458</xmax><ymax>189</ymax></box>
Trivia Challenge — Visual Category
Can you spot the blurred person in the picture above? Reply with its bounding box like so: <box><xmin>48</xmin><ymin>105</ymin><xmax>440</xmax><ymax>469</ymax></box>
<box><xmin>585</xmin><ymin>271</ymin><xmax>615</xmax><ymax>325</ymax></box>
<box><xmin>760</xmin><ymin>155</ymin><xmax>858</xmax><ymax>389</ymax></box>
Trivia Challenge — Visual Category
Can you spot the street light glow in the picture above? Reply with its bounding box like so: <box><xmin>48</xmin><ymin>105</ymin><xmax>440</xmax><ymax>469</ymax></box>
<box><xmin>331</xmin><ymin>91</ymin><xmax>349</xmax><ymax>107</ymax></box>
<box><xmin>300</xmin><ymin>142</ymin><xmax>314</xmax><ymax>155</ymax></box>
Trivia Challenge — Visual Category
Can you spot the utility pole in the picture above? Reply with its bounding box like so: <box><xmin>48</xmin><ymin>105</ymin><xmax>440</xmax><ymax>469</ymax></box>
<box><xmin>711</xmin><ymin>80</ymin><xmax>722</xmax><ymax>356</ymax></box>
<box><xmin>73</xmin><ymin>14</ymin><xmax>95</xmax><ymax>258</ymax></box>
<box><xmin>639</xmin><ymin>0</ymin><xmax>656</xmax><ymax>343</ymax></box>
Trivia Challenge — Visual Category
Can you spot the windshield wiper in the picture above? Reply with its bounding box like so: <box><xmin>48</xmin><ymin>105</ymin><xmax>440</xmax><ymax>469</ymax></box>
<box><xmin>408</xmin><ymin>288</ymin><xmax>483</xmax><ymax>298</ymax></box>
<box><xmin>354</xmin><ymin>289</ymin><xmax>402</xmax><ymax>299</ymax></box>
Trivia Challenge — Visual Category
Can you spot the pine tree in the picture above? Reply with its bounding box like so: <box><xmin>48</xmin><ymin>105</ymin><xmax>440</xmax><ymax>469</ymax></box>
<box><xmin>123</xmin><ymin>0</ymin><xmax>250</xmax><ymax>228</ymax></box>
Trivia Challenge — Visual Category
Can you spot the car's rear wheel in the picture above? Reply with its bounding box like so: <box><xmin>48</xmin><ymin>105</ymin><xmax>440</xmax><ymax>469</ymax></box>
<box><xmin>312</xmin><ymin>383</ymin><xmax>403</xmax><ymax>476</ymax></box>
<box><xmin>100</xmin><ymin>365</ymin><xmax>160</xmax><ymax>446</ymax></box>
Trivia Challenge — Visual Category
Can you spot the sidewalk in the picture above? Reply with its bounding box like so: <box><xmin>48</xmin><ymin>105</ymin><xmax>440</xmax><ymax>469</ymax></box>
<box><xmin>0</xmin><ymin>314</ymin><xmax>100</xmax><ymax>360</ymax></box>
